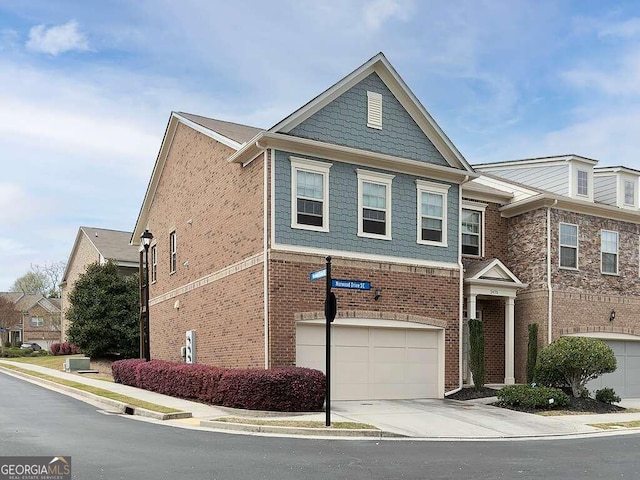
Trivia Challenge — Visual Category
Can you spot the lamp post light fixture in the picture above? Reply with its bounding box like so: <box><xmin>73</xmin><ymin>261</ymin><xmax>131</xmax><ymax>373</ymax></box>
<box><xmin>140</xmin><ymin>229</ymin><xmax>153</xmax><ymax>361</ymax></box>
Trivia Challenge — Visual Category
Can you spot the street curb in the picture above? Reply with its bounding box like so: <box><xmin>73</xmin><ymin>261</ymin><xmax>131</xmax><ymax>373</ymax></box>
<box><xmin>0</xmin><ymin>365</ymin><xmax>192</xmax><ymax>421</ymax></box>
<box><xmin>200</xmin><ymin>419</ymin><xmax>406</xmax><ymax>438</ymax></box>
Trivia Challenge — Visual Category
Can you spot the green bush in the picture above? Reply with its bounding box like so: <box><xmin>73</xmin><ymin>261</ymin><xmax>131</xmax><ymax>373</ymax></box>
<box><xmin>468</xmin><ymin>319</ymin><xmax>485</xmax><ymax>389</ymax></box>
<box><xmin>535</xmin><ymin>337</ymin><xmax>617</xmax><ymax>397</ymax></box>
<box><xmin>595</xmin><ymin>387</ymin><xmax>621</xmax><ymax>404</ymax></box>
<box><xmin>526</xmin><ymin>323</ymin><xmax>538</xmax><ymax>383</ymax></box>
<box><xmin>497</xmin><ymin>384</ymin><xmax>570</xmax><ymax>409</ymax></box>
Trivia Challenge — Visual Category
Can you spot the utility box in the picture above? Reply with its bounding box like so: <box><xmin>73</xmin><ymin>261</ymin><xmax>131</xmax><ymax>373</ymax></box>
<box><xmin>185</xmin><ymin>330</ymin><xmax>196</xmax><ymax>364</ymax></box>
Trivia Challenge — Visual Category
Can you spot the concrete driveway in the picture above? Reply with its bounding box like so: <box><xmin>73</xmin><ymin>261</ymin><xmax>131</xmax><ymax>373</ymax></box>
<box><xmin>332</xmin><ymin>399</ymin><xmax>602</xmax><ymax>438</ymax></box>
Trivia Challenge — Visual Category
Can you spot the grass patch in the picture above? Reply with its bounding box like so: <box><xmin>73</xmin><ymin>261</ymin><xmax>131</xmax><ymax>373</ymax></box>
<box><xmin>589</xmin><ymin>420</ymin><xmax>640</xmax><ymax>430</ymax></box>
<box><xmin>0</xmin><ymin>364</ymin><xmax>179</xmax><ymax>414</ymax></box>
<box><xmin>214</xmin><ymin>416</ymin><xmax>377</xmax><ymax>429</ymax></box>
<box><xmin>538</xmin><ymin>407</ymin><xmax>640</xmax><ymax>417</ymax></box>
<box><xmin>9</xmin><ymin>354</ymin><xmax>84</xmax><ymax>370</ymax></box>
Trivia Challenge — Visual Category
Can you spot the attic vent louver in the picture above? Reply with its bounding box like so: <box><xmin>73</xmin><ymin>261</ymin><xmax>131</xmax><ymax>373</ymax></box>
<box><xmin>367</xmin><ymin>91</ymin><xmax>382</xmax><ymax>130</ymax></box>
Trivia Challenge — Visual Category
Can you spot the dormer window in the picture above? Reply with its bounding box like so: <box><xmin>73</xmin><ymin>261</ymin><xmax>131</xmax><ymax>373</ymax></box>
<box><xmin>577</xmin><ymin>170</ymin><xmax>588</xmax><ymax>196</ymax></box>
<box><xmin>624</xmin><ymin>180</ymin><xmax>635</xmax><ymax>206</ymax></box>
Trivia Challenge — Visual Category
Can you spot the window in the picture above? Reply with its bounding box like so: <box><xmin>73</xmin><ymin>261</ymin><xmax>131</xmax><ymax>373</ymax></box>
<box><xmin>461</xmin><ymin>209</ymin><xmax>481</xmax><ymax>256</ymax></box>
<box><xmin>29</xmin><ymin>317</ymin><xmax>44</xmax><ymax>327</ymax></box>
<box><xmin>417</xmin><ymin>180</ymin><xmax>450</xmax><ymax>246</ymax></box>
<box><xmin>577</xmin><ymin>170</ymin><xmax>588</xmax><ymax>196</ymax></box>
<box><xmin>601</xmin><ymin>230</ymin><xmax>618</xmax><ymax>275</ymax></box>
<box><xmin>367</xmin><ymin>91</ymin><xmax>382</xmax><ymax>129</ymax></box>
<box><xmin>357</xmin><ymin>169</ymin><xmax>394</xmax><ymax>240</ymax></box>
<box><xmin>625</xmin><ymin>180</ymin><xmax>635</xmax><ymax>206</ymax></box>
<box><xmin>151</xmin><ymin>244</ymin><xmax>157</xmax><ymax>283</ymax></box>
<box><xmin>169</xmin><ymin>231</ymin><xmax>177</xmax><ymax>273</ymax></box>
<box><xmin>290</xmin><ymin>157</ymin><xmax>331</xmax><ymax>232</ymax></box>
<box><xmin>559</xmin><ymin>223</ymin><xmax>578</xmax><ymax>269</ymax></box>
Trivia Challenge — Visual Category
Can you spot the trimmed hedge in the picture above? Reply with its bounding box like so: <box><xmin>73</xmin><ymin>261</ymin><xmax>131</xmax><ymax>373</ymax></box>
<box><xmin>49</xmin><ymin>342</ymin><xmax>80</xmax><ymax>356</ymax></box>
<box><xmin>497</xmin><ymin>384</ymin><xmax>570</xmax><ymax>409</ymax></box>
<box><xmin>111</xmin><ymin>359</ymin><xmax>325</xmax><ymax>412</ymax></box>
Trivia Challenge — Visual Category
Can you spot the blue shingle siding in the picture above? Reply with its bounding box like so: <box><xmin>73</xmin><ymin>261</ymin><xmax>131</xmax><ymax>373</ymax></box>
<box><xmin>274</xmin><ymin>150</ymin><xmax>458</xmax><ymax>263</ymax></box>
<box><xmin>288</xmin><ymin>73</ymin><xmax>449</xmax><ymax>167</ymax></box>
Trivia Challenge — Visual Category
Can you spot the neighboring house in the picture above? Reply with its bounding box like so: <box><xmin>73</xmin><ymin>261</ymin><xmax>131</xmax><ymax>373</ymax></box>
<box><xmin>60</xmin><ymin>227</ymin><xmax>140</xmax><ymax>339</ymax></box>
<box><xmin>0</xmin><ymin>293</ymin><xmax>61</xmax><ymax>348</ymax></box>
<box><xmin>130</xmin><ymin>52</ymin><xmax>640</xmax><ymax>401</ymax></box>
<box><xmin>472</xmin><ymin>155</ymin><xmax>640</xmax><ymax>397</ymax></box>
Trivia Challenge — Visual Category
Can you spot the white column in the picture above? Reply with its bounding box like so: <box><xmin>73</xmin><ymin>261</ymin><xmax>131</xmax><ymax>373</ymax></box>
<box><xmin>467</xmin><ymin>294</ymin><xmax>477</xmax><ymax>320</ymax></box>
<box><xmin>505</xmin><ymin>296</ymin><xmax>515</xmax><ymax>385</ymax></box>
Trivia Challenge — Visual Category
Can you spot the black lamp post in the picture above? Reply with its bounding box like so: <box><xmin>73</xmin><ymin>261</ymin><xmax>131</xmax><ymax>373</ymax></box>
<box><xmin>140</xmin><ymin>229</ymin><xmax>153</xmax><ymax>361</ymax></box>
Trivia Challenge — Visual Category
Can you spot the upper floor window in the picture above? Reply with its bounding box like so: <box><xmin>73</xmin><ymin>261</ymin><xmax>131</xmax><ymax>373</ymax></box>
<box><xmin>290</xmin><ymin>157</ymin><xmax>331</xmax><ymax>232</ymax></box>
<box><xmin>461</xmin><ymin>209</ymin><xmax>482</xmax><ymax>256</ymax></box>
<box><xmin>29</xmin><ymin>317</ymin><xmax>44</xmax><ymax>327</ymax></box>
<box><xmin>559</xmin><ymin>223</ymin><xmax>578</xmax><ymax>269</ymax></box>
<box><xmin>357</xmin><ymin>169</ymin><xmax>394</xmax><ymax>240</ymax></box>
<box><xmin>577</xmin><ymin>170</ymin><xmax>588</xmax><ymax>196</ymax></box>
<box><xmin>416</xmin><ymin>180</ymin><xmax>450</xmax><ymax>247</ymax></box>
<box><xmin>151</xmin><ymin>244</ymin><xmax>157</xmax><ymax>283</ymax></box>
<box><xmin>601</xmin><ymin>230</ymin><xmax>618</xmax><ymax>275</ymax></box>
<box><xmin>624</xmin><ymin>180</ymin><xmax>635</xmax><ymax>206</ymax></box>
<box><xmin>169</xmin><ymin>231</ymin><xmax>177</xmax><ymax>274</ymax></box>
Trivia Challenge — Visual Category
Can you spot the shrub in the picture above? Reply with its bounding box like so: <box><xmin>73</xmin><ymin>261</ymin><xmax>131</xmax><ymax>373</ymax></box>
<box><xmin>535</xmin><ymin>337</ymin><xmax>617</xmax><ymax>397</ymax></box>
<box><xmin>110</xmin><ymin>359</ymin><xmax>325</xmax><ymax>412</ymax></box>
<box><xmin>49</xmin><ymin>342</ymin><xmax>80</xmax><ymax>356</ymax></box>
<box><xmin>468</xmin><ymin>319</ymin><xmax>485</xmax><ymax>389</ymax></box>
<box><xmin>526</xmin><ymin>323</ymin><xmax>538</xmax><ymax>383</ymax></box>
<box><xmin>595</xmin><ymin>387</ymin><xmax>621</xmax><ymax>404</ymax></box>
<box><xmin>497</xmin><ymin>384</ymin><xmax>570</xmax><ymax>409</ymax></box>
<box><xmin>50</xmin><ymin>343</ymin><xmax>61</xmax><ymax>355</ymax></box>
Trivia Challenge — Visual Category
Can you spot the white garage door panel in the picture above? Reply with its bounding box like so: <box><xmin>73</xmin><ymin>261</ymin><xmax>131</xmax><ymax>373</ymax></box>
<box><xmin>296</xmin><ymin>323</ymin><xmax>441</xmax><ymax>400</ymax></box>
<box><xmin>587</xmin><ymin>339</ymin><xmax>640</xmax><ymax>398</ymax></box>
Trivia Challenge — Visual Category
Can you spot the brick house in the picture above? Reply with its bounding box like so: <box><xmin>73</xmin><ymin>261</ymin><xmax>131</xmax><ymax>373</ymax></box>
<box><xmin>0</xmin><ymin>293</ymin><xmax>61</xmax><ymax>349</ymax></box>
<box><xmin>60</xmin><ymin>227</ymin><xmax>140</xmax><ymax>339</ymax></box>
<box><xmin>472</xmin><ymin>156</ymin><xmax>640</xmax><ymax>396</ymax></box>
<box><xmin>132</xmin><ymin>53</ymin><xmax>481</xmax><ymax>400</ymax></box>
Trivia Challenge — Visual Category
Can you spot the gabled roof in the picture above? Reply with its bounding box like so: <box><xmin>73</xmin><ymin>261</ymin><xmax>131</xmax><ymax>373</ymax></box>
<box><xmin>464</xmin><ymin>258</ymin><xmax>525</xmax><ymax>287</ymax></box>
<box><xmin>594</xmin><ymin>165</ymin><xmax>640</xmax><ymax>176</ymax></box>
<box><xmin>267</xmin><ymin>52</ymin><xmax>473</xmax><ymax>173</ymax></box>
<box><xmin>0</xmin><ymin>293</ymin><xmax>61</xmax><ymax>314</ymax></box>
<box><xmin>474</xmin><ymin>154</ymin><xmax>599</xmax><ymax>170</ymax></box>
<box><xmin>62</xmin><ymin>227</ymin><xmax>139</xmax><ymax>284</ymax></box>
<box><xmin>177</xmin><ymin>112</ymin><xmax>263</xmax><ymax>146</ymax></box>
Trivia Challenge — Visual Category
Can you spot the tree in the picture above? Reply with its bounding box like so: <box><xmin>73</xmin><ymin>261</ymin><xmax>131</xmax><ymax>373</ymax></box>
<box><xmin>10</xmin><ymin>262</ymin><xmax>66</xmax><ymax>298</ymax></box>
<box><xmin>66</xmin><ymin>261</ymin><xmax>139</xmax><ymax>358</ymax></box>
<box><xmin>468</xmin><ymin>319</ymin><xmax>485</xmax><ymax>389</ymax></box>
<box><xmin>0</xmin><ymin>297</ymin><xmax>21</xmax><ymax>353</ymax></box>
<box><xmin>535</xmin><ymin>336</ymin><xmax>617</xmax><ymax>398</ymax></box>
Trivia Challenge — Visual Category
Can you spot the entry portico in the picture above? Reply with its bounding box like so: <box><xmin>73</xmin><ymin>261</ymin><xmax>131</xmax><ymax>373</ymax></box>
<box><xmin>463</xmin><ymin>258</ymin><xmax>526</xmax><ymax>385</ymax></box>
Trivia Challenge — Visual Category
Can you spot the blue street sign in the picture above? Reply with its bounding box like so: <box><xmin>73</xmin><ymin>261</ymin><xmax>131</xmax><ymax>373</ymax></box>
<box><xmin>0</xmin><ymin>328</ymin><xmax>6</xmax><ymax>333</ymax></box>
<box><xmin>309</xmin><ymin>268</ymin><xmax>327</xmax><ymax>281</ymax></box>
<box><xmin>331</xmin><ymin>279</ymin><xmax>371</xmax><ymax>290</ymax></box>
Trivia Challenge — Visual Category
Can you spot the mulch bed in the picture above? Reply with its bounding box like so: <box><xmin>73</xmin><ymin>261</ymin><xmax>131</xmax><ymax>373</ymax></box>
<box><xmin>448</xmin><ymin>387</ymin><xmax>626</xmax><ymax>414</ymax></box>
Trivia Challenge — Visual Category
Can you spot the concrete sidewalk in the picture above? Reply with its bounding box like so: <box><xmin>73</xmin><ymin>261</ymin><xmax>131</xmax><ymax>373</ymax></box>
<box><xmin>3</xmin><ymin>359</ymin><xmax>640</xmax><ymax>440</ymax></box>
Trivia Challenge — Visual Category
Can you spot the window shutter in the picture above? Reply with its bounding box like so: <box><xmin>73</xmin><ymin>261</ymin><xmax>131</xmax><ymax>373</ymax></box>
<box><xmin>367</xmin><ymin>91</ymin><xmax>382</xmax><ymax>129</ymax></box>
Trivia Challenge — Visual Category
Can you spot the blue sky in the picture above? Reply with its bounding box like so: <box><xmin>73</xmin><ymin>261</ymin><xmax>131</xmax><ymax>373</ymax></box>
<box><xmin>1</xmin><ymin>0</ymin><xmax>640</xmax><ymax>289</ymax></box>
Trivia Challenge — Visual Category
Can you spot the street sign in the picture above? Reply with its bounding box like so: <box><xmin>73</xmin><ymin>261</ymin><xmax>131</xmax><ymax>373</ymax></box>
<box><xmin>309</xmin><ymin>268</ymin><xmax>327</xmax><ymax>281</ymax></box>
<box><xmin>331</xmin><ymin>279</ymin><xmax>371</xmax><ymax>290</ymax></box>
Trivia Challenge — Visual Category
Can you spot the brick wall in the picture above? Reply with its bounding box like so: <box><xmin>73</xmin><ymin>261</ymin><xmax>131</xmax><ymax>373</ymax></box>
<box><xmin>23</xmin><ymin>304</ymin><xmax>61</xmax><ymax>345</ymax></box>
<box><xmin>146</xmin><ymin>122</ymin><xmax>265</xmax><ymax>365</ymax></box>
<box><xmin>268</xmin><ymin>251</ymin><xmax>460</xmax><ymax>391</ymax></box>
<box><xmin>60</xmin><ymin>233</ymin><xmax>100</xmax><ymax>339</ymax></box>
<box><xmin>478</xmin><ymin>298</ymin><xmax>505</xmax><ymax>384</ymax></box>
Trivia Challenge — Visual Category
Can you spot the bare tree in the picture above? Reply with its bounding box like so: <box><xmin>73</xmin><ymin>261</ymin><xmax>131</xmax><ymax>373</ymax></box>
<box><xmin>0</xmin><ymin>297</ymin><xmax>21</xmax><ymax>354</ymax></box>
<box><xmin>10</xmin><ymin>261</ymin><xmax>66</xmax><ymax>298</ymax></box>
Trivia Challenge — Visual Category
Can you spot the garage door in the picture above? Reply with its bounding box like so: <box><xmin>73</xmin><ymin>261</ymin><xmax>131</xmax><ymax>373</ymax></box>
<box><xmin>296</xmin><ymin>322</ymin><xmax>441</xmax><ymax>400</ymax></box>
<box><xmin>588</xmin><ymin>340</ymin><xmax>640</xmax><ymax>398</ymax></box>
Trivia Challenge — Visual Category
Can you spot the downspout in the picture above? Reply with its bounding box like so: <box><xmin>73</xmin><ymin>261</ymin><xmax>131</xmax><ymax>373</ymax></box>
<box><xmin>546</xmin><ymin>201</ymin><xmax>557</xmax><ymax>345</ymax></box>
<box><xmin>260</xmin><ymin>145</ymin><xmax>269</xmax><ymax>369</ymax></box>
<box><xmin>447</xmin><ymin>174</ymin><xmax>469</xmax><ymax>396</ymax></box>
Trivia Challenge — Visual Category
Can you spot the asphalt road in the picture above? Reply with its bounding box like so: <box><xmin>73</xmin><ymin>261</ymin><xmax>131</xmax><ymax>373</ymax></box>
<box><xmin>1</xmin><ymin>372</ymin><xmax>639</xmax><ymax>480</ymax></box>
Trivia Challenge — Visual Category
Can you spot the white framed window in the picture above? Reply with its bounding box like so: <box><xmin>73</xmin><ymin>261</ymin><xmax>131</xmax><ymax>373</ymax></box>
<box><xmin>357</xmin><ymin>169</ymin><xmax>394</xmax><ymax>240</ymax></box>
<box><xmin>169</xmin><ymin>231</ymin><xmax>177</xmax><ymax>274</ymax></box>
<box><xmin>367</xmin><ymin>91</ymin><xmax>382</xmax><ymax>129</ymax></box>
<box><xmin>417</xmin><ymin>180</ymin><xmax>450</xmax><ymax>246</ymax></box>
<box><xmin>461</xmin><ymin>201</ymin><xmax>486</xmax><ymax>256</ymax></box>
<box><xmin>624</xmin><ymin>180</ymin><xmax>635</xmax><ymax>206</ymax></box>
<box><xmin>601</xmin><ymin>230</ymin><xmax>618</xmax><ymax>275</ymax></box>
<box><xmin>151</xmin><ymin>244</ymin><xmax>157</xmax><ymax>283</ymax></box>
<box><xmin>29</xmin><ymin>317</ymin><xmax>44</xmax><ymax>327</ymax></box>
<box><xmin>290</xmin><ymin>157</ymin><xmax>331</xmax><ymax>232</ymax></box>
<box><xmin>577</xmin><ymin>170</ymin><xmax>589</xmax><ymax>196</ymax></box>
<box><xmin>559</xmin><ymin>223</ymin><xmax>578</xmax><ymax>270</ymax></box>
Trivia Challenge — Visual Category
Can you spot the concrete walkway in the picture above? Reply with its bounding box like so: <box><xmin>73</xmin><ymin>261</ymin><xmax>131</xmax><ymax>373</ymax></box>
<box><xmin>3</xmin><ymin>359</ymin><xmax>640</xmax><ymax>440</ymax></box>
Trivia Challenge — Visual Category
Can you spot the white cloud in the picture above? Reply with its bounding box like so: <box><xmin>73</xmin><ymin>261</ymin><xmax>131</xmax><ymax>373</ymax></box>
<box><xmin>0</xmin><ymin>183</ymin><xmax>39</xmax><ymax>223</ymax></box>
<box><xmin>598</xmin><ymin>18</ymin><xmax>640</xmax><ymax>39</ymax></box>
<box><xmin>0</xmin><ymin>238</ymin><xmax>35</xmax><ymax>257</ymax></box>
<box><xmin>362</xmin><ymin>0</ymin><xmax>412</xmax><ymax>31</ymax></box>
<box><xmin>26</xmin><ymin>20</ymin><xmax>89</xmax><ymax>56</ymax></box>
<box><xmin>562</xmin><ymin>50</ymin><xmax>640</xmax><ymax>96</ymax></box>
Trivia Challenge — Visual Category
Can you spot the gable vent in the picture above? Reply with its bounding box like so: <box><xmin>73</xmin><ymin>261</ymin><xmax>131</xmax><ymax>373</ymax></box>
<box><xmin>367</xmin><ymin>91</ymin><xmax>382</xmax><ymax>130</ymax></box>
